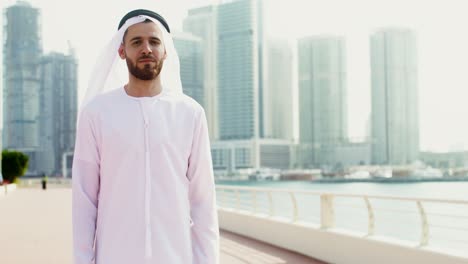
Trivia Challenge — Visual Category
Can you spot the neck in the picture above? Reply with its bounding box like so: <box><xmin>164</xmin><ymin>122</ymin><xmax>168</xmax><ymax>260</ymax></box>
<box><xmin>125</xmin><ymin>75</ymin><xmax>163</xmax><ymax>97</ymax></box>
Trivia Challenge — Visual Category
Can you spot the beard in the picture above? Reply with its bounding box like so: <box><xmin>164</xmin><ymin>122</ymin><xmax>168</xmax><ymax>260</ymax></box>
<box><xmin>126</xmin><ymin>55</ymin><xmax>164</xmax><ymax>81</ymax></box>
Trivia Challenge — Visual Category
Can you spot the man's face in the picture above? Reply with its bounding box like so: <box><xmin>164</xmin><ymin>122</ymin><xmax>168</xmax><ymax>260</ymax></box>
<box><xmin>118</xmin><ymin>21</ymin><xmax>167</xmax><ymax>80</ymax></box>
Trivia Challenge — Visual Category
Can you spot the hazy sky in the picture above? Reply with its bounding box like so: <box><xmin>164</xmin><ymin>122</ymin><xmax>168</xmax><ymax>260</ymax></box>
<box><xmin>1</xmin><ymin>0</ymin><xmax>468</xmax><ymax>153</ymax></box>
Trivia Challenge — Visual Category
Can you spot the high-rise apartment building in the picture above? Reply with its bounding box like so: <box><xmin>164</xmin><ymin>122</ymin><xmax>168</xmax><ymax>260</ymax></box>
<box><xmin>173</xmin><ymin>32</ymin><xmax>204</xmax><ymax>106</ymax></box>
<box><xmin>263</xmin><ymin>39</ymin><xmax>294</xmax><ymax>141</ymax></box>
<box><xmin>217</xmin><ymin>0</ymin><xmax>262</xmax><ymax>140</ymax></box>
<box><xmin>183</xmin><ymin>6</ymin><xmax>219</xmax><ymax>140</ymax></box>
<box><xmin>298</xmin><ymin>36</ymin><xmax>347</xmax><ymax>168</ymax></box>
<box><xmin>3</xmin><ymin>1</ymin><xmax>42</xmax><ymax>173</ymax></box>
<box><xmin>37</xmin><ymin>52</ymin><xmax>78</xmax><ymax>174</ymax></box>
<box><xmin>370</xmin><ymin>28</ymin><xmax>419</xmax><ymax>165</ymax></box>
<box><xmin>213</xmin><ymin>0</ymin><xmax>292</xmax><ymax>171</ymax></box>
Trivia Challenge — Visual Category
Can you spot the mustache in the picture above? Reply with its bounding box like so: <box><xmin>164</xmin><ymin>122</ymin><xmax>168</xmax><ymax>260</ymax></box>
<box><xmin>138</xmin><ymin>55</ymin><xmax>156</xmax><ymax>61</ymax></box>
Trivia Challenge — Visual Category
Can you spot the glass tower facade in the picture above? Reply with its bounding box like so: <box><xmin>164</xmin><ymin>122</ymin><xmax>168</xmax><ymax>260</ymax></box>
<box><xmin>370</xmin><ymin>28</ymin><xmax>419</xmax><ymax>165</ymax></box>
<box><xmin>298</xmin><ymin>36</ymin><xmax>348</xmax><ymax>168</ymax></box>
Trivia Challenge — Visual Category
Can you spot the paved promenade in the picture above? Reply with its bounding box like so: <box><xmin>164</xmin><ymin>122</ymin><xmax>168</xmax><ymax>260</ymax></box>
<box><xmin>0</xmin><ymin>187</ymin><xmax>325</xmax><ymax>264</ymax></box>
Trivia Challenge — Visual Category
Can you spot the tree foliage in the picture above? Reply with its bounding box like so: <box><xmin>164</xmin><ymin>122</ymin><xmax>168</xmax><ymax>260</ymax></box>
<box><xmin>2</xmin><ymin>150</ymin><xmax>29</xmax><ymax>183</ymax></box>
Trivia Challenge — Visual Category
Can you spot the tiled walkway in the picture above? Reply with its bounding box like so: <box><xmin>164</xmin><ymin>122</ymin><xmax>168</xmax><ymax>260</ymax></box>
<box><xmin>0</xmin><ymin>188</ymin><xmax>325</xmax><ymax>264</ymax></box>
<box><xmin>220</xmin><ymin>230</ymin><xmax>325</xmax><ymax>264</ymax></box>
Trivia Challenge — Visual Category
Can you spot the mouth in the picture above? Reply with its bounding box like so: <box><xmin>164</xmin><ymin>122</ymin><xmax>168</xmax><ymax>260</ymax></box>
<box><xmin>138</xmin><ymin>59</ymin><xmax>155</xmax><ymax>63</ymax></box>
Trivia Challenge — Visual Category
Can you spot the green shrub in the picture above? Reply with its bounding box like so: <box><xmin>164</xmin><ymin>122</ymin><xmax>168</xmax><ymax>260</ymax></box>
<box><xmin>2</xmin><ymin>150</ymin><xmax>29</xmax><ymax>183</ymax></box>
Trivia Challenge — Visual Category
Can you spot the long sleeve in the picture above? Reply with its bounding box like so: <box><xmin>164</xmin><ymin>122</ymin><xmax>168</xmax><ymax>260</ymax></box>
<box><xmin>72</xmin><ymin>109</ymin><xmax>101</xmax><ymax>264</ymax></box>
<box><xmin>187</xmin><ymin>108</ymin><xmax>220</xmax><ymax>264</ymax></box>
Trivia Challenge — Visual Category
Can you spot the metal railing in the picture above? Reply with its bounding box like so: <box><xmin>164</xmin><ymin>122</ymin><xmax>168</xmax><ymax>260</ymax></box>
<box><xmin>216</xmin><ymin>185</ymin><xmax>468</xmax><ymax>252</ymax></box>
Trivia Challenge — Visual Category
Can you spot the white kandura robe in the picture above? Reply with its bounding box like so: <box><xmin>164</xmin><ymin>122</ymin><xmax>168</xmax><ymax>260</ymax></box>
<box><xmin>72</xmin><ymin>87</ymin><xmax>219</xmax><ymax>264</ymax></box>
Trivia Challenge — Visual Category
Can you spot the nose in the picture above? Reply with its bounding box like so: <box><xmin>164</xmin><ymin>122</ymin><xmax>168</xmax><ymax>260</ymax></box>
<box><xmin>141</xmin><ymin>41</ymin><xmax>152</xmax><ymax>54</ymax></box>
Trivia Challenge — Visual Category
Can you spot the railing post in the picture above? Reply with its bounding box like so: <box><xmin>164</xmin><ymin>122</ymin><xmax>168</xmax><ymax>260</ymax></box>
<box><xmin>252</xmin><ymin>191</ymin><xmax>257</xmax><ymax>214</ymax></box>
<box><xmin>320</xmin><ymin>194</ymin><xmax>335</xmax><ymax>229</ymax></box>
<box><xmin>267</xmin><ymin>191</ymin><xmax>274</xmax><ymax>217</ymax></box>
<box><xmin>222</xmin><ymin>189</ymin><xmax>227</xmax><ymax>208</ymax></box>
<box><xmin>217</xmin><ymin>188</ymin><xmax>223</xmax><ymax>208</ymax></box>
<box><xmin>224</xmin><ymin>189</ymin><xmax>229</xmax><ymax>208</ymax></box>
<box><xmin>289</xmin><ymin>192</ymin><xmax>299</xmax><ymax>222</ymax></box>
<box><xmin>364</xmin><ymin>196</ymin><xmax>375</xmax><ymax>236</ymax></box>
<box><xmin>416</xmin><ymin>201</ymin><xmax>429</xmax><ymax>246</ymax></box>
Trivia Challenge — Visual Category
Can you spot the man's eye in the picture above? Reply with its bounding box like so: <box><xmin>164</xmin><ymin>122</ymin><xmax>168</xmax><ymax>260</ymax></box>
<box><xmin>132</xmin><ymin>41</ymin><xmax>141</xmax><ymax>45</ymax></box>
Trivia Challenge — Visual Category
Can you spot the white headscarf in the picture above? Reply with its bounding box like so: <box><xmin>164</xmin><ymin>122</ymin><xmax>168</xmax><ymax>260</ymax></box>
<box><xmin>82</xmin><ymin>14</ymin><xmax>183</xmax><ymax>108</ymax></box>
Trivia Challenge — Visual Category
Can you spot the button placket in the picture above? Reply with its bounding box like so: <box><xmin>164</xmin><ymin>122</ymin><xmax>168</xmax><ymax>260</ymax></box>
<box><xmin>139</xmin><ymin>101</ymin><xmax>152</xmax><ymax>259</ymax></box>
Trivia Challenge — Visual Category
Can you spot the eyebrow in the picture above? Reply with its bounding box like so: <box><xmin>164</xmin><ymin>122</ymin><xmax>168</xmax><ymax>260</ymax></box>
<box><xmin>129</xmin><ymin>36</ymin><xmax>161</xmax><ymax>42</ymax></box>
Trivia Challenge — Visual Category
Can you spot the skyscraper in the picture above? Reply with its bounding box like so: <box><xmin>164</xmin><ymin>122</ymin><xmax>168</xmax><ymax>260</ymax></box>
<box><xmin>263</xmin><ymin>39</ymin><xmax>294</xmax><ymax>141</ymax></box>
<box><xmin>217</xmin><ymin>0</ymin><xmax>261</xmax><ymax>140</ymax></box>
<box><xmin>211</xmin><ymin>0</ymin><xmax>292</xmax><ymax>171</ymax></box>
<box><xmin>173</xmin><ymin>32</ymin><xmax>204</xmax><ymax>107</ymax></box>
<box><xmin>183</xmin><ymin>6</ymin><xmax>219</xmax><ymax>140</ymax></box>
<box><xmin>298</xmin><ymin>36</ymin><xmax>348</xmax><ymax>168</ymax></box>
<box><xmin>370</xmin><ymin>28</ymin><xmax>419</xmax><ymax>165</ymax></box>
<box><xmin>3</xmin><ymin>1</ymin><xmax>42</xmax><ymax>173</ymax></box>
<box><xmin>37</xmin><ymin>52</ymin><xmax>78</xmax><ymax>174</ymax></box>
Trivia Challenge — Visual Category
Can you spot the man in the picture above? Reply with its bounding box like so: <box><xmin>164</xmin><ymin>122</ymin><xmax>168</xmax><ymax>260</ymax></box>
<box><xmin>72</xmin><ymin>9</ymin><xmax>219</xmax><ymax>264</ymax></box>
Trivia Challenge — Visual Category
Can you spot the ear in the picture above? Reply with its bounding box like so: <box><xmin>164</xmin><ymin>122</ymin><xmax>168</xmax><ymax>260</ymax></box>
<box><xmin>163</xmin><ymin>48</ymin><xmax>168</xmax><ymax>60</ymax></box>
<box><xmin>118</xmin><ymin>44</ymin><xmax>126</xmax><ymax>59</ymax></box>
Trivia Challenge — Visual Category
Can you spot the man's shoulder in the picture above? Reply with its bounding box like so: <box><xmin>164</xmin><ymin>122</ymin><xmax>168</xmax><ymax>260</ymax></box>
<box><xmin>81</xmin><ymin>88</ymin><xmax>123</xmax><ymax>114</ymax></box>
<box><xmin>167</xmin><ymin>93</ymin><xmax>205</xmax><ymax>114</ymax></box>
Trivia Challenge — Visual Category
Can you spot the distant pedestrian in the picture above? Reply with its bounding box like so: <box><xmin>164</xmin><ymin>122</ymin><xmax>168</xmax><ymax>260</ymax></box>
<box><xmin>41</xmin><ymin>173</ymin><xmax>47</xmax><ymax>190</ymax></box>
